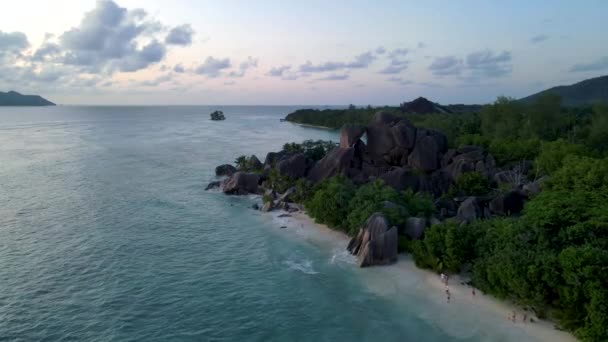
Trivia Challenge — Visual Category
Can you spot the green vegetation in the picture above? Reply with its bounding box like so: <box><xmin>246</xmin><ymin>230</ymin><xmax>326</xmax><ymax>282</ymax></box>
<box><xmin>282</xmin><ymin>140</ymin><xmax>338</xmax><ymax>161</ymax></box>
<box><xmin>305</xmin><ymin>178</ymin><xmax>434</xmax><ymax>235</ymax></box>
<box><xmin>304</xmin><ymin>176</ymin><xmax>356</xmax><ymax>230</ymax></box>
<box><xmin>284</xmin><ymin>107</ymin><xmax>399</xmax><ymax>129</ymax></box>
<box><xmin>234</xmin><ymin>155</ymin><xmax>262</xmax><ymax>172</ymax></box>
<box><xmin>410</xmin><ymin>156</ymin><xmax>608</xmax><ymax>341</ymax></box>
<box><xmin>445</xmin><ymin>172</ymin><xmax>491</xmax><ymax>198</ymax></box>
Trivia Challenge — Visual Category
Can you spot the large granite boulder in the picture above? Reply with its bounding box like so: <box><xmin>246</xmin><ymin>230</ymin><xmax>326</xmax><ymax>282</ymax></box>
<box><xmin>408</xmin><ymin>135</ymin><xmax>440</xmax><ymax>172</ymax></box>
<box><xmin>264</xmin><ymin>150</ymin><xmax>291</xmax><ymax>168</ymax></box>
<box><xmin>249</xmin><ymin>155</ymin><xmax>263</xmax><ymax>170</ymax></box>
<box><xmin>215</xmin><ymin>164</ymin><xmax>237</xmax><ymax>177</ymax></box>
<box><xmin>222</xmin><ymin>172</ymin><xmax>261</xmax><ymax>195</ymax></box>
<box><xmin>489</xmin><ymin>191</ymin><xmax>527</xmax><ymax>216</ymax></box>
<box><xmin>307</xmin><ymin>143</ymin><xmax>363</xmax><ymax>183</ymax></box>
<box><xmin>277</xmin><ymin>153</ymin><xmax>307</xmax><ymax>179</ymax></box>
<box><xmin>457</xmin><ymin>196</ymin><xmax>484</xmax><ymax>223</ymax></box>
<box><xmin>373</xmin><ymin>111</ymin><xmax>400</xmax><ymax>125</ymax></box>
<box><xmin>391</xmin><ymin>121</ymin><xmax>417</xmax><ymax>150</ymax></box>
<box><xmin>347</xmin><ymin>213</ymin><xmax>398</xmax><ymax>267</ymax></box>
<box><xmin>442</xmin><ymin>146</ymin><xmax>496</xmax><ymax>181</ymax></box>
<box><xmin>380</xmin><ymin>167</ymin><xmax>420</xmax><ymax>192</ymax></box>
<box><xmin>340</xmin><ymin>124</ymin><xmax>366</xmax><ymax>148</ymax></box>
<box><xmin>405</xmin><ymin>217</ymin><xmax>427</xmax><ymax>240</ymax></box>
<box><xmin>366</xmin><ymin>122</ymin><xmax>395</xmax><ymax>165</ymax></box>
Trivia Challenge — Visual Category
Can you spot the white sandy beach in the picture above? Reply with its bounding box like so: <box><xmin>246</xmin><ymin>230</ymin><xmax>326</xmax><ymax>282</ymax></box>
<box><xmin>266</xmin><ymin>210</ymin><xmax>577</xmax><ymax>342</ymax></box>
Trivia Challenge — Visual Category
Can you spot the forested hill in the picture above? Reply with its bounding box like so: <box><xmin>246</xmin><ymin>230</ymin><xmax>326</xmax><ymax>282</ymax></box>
<box><xmin>0</xmin><ymin>91</ymin><xmax>55</xmax><ymax>106</ymax></box>
<box><xmin>520</xmin><ymin>75</ymin><xmax>608</xmax><ymax>107</ymax></box>
<box><xmin>284</xmin><ymin>97</ymin><xmax>480</xmax><ymax>129</ymax></box>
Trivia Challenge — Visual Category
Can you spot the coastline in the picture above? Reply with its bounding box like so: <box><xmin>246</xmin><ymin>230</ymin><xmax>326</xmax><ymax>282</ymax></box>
<box><xmin>266</xmin><ymin>209</ymin><xmax>577</xmax><ymax>342</ymax></box>
<box><xmin>283</xmin><ymin>120</ymin><xmax>339</xmax><ymax>131</ymax></box>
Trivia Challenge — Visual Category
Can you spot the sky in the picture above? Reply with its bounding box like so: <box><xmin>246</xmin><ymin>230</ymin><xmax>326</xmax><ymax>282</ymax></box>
<box><xmin>0</xmin><ymin>0</ymin><xmax>607</xmax><ymax>105</ymax></box>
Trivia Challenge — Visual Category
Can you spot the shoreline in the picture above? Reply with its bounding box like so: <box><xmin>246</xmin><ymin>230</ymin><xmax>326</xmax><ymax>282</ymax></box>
<box><xmin>283</xmin><ymin>120</ymin><xmax>339</xmax><ymax>130</ymax></box>
<box><xmin>266</xmin><ymin>209</ymin><xmax>577</xmax><ymax>342</ymax></box>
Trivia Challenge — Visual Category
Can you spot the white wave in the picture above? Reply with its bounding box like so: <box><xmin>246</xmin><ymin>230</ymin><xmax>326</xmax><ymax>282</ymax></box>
<box><xmin>284</xmin><ymin>259</ymin><xmax>319</xmax><ymax>275</ymax></box>
<box><xmin>330</xmin><ymin>249</ymin><xmax>357</xmax><ymax>266</ymax></box>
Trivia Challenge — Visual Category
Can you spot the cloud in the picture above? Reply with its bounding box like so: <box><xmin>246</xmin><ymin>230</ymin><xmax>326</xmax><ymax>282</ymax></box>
<box><xmin>165</xmin><ymin>24</ymin><xmax>194</xmax><ymax>46</ymax></box>
<box><xmin>317</xmin><ymin>73</ymin><xmax>349</xmax><ymax>81</ymax></box>
<box><xmin>195</xmin><ymin>56</ymin><xmax>231</xmax><ymax>77</ymax></box>
<box><xmin>57</xmin><ymin>0</ymin><xmax>169</xmax><ymax>73</ymax></box>
<box><xmin>0</xmin><ymin>30</ymin><xmax>29</xmax><ymax>52</ymax></box>
<box><xmin>429</xmin><ymin>56</ymin><xmax>463</xmax><ymax>76</ymax></box>
<box><xmin>228</xmin><ymin>56</ymin><xmax>258</xmax><ymax>77</ymax></box>
<box><xmin>465</xmin><ymin>50</ymin><xmax>512</xmax><ymax>77</ymax></box>
<box><xmin>530</xmin><ymin>34</ymin><xmax>549</xmax><ymax>44</ymax></box>
<box><xmin>387</xmin><ymin>77</ymin><xmax>413</xmax><ymax>86</ymax></box>
<box><xmin>31</xmin><ymin>42</ymin><xmax>62</xmax><ymax>61</ymax></box>
<box><xmin>388</xmin><ymin>48</ymin><xmax>409</xmax><ymax>59</ymax></box>
<box><xmin>346</xmin><ymin>52</ymin><xmax>376</xmax><ymax>68</ymax></box>
<box><xmin>379</xmin><ymin>59</ymin><xmax>408</xmax><ymax>74</ymax></box>
<box><xmin>299</xmin><ymin>51</ymin><xmax>376</xmax><ymax>73</ymax></box>
<box><xmin>417</xmin><ymin>42</ymin><xmax>427</xmax><ymax>49</ymax></box>
<box><xmin>224</xmin><ymin>80</ymin><xmax>236</xmax><ymax>86</ymax></box>
<box><xmin>140</xmin><ymin>73</ymin><xmax>173</xmax><ymax>87</ymax></box>
<box><xmin>267</xmin><ymin>65</ymin><xmax>291</xmax><ymax>77</ymax></box>
<box><xmin>0</xmin><ymin>31</ymin><xmax>29</xmax><ymax>64</ymax></box>
<box><xmin>300</xmin><ymin>60</ymin><xmax>344</xmax><ymax>73</ymax></box>
<box><xmin>173</xmin><ymin>64</ymin><xmax>185</xmax><ymax>73</ymax></box>
<box><xmin>570</xmin><ymin>56</ymin><xmax>608</xmax><ymax>72</ymax></box>
<box><xmin>376</xmin><ymin>46</ymin><xmax>386</xmax><ymax>54</ymax></box>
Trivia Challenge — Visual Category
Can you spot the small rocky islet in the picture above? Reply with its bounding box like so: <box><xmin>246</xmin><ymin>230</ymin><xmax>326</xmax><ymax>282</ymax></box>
<box><xmin>206</xmin><ymin>110</ymin><xmax>540</xmax><ymax>268</ymax></box>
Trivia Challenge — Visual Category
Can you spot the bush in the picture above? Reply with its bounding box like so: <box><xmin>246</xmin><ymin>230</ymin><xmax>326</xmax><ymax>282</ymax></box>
<box><xmin>282</xmin><ymin>140</ymin><xmax>338</xmax><ymax>161</ymax></box>
<box><xmin>488</xmin><ymin>138</ymin><xmax>541</xmax><ymax>166</ymax></box>
<box><xmin>345</xmin><ymin>179</ymin><xmax>407</xmax><ymax>234</ymax></box>
<box><xmin>545</xmin><ymin>155</ymin><xmax>608</xmax><ymax>192</ymax></box>
<box><xmin>411</xmin><ymin>221</ymin><xmax>471</xmax><ymax>273</ymax></box>
<box><xmin>263</xmin><ymin>169</ymin><xmax>293</xmax><ymax>194</ymax></box>
<box><xmin>535</xmin><ymin>139</ymin><xmax>589</xmax><ymax>176</ymax></box>
<box><xmin>305</xmin><ymin>176</ymin><xmax>356</xmax><ymax>231</ymax></box>
<box><xmin>401</xmin><ymin>189</ymin><xmax>436</xmax><ymax>218</ymax></box>
<box><xmin>445</xmin><ymin>172</ymin><xmax>490</xmax><ymax>198</ymax></box>
<box><xmin>234</xmin><ymin>155</ymin><xmax>262</xmax><ymax>172</ymax></box>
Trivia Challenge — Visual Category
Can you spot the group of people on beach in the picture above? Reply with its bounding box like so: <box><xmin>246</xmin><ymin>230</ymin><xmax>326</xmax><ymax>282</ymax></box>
<box><xmin>440</xmin><ymin>273</ymin><xmax>451</xmax><ymax>303</ymax></box>
<box><xmin>439</xmin><ymin>273</ymin><xmax>534</xmax><ymax>325</ymax></box>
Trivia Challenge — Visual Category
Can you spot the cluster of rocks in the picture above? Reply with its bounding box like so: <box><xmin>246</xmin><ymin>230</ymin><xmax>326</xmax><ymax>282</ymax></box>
<box><xmin>206</xmin><ymin>110</ymin><xmax>545</xmax><ymax>267</ymax></box>
<box><xmin>210</xmin><ymin>110</ymin><xmax>226</xmax><ymax>121</ymax></box>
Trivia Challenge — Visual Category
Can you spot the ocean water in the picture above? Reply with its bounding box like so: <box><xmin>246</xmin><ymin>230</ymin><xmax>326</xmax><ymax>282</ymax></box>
<box><xmin>0</xmin><ymin>106</ymin><xmax>531</xmax><ymax>341</ymax></box>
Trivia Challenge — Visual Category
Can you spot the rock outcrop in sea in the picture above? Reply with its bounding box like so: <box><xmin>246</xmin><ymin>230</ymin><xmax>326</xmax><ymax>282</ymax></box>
<box><xmin>210</xmin><ymin>110</ymin><xmax>226</xmax><ymax>121</ymax></box>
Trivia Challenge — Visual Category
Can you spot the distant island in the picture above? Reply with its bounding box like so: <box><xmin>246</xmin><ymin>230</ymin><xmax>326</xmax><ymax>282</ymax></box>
<box><xmin>284</xmin><ymin>75</ymin><xmax>608</xmax><ymax>130</ymax></box>
<box><xmin>0</xmin><ymin>91</ymin><xmax>55</xmax><ymax>106</ymax></box>
<box><xmin>520</xmin><ymin>75</ymin><xmax>608</xmax><ymax>107</ymax></box>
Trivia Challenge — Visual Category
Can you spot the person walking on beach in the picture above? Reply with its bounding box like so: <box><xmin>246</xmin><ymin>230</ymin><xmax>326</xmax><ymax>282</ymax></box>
<box><xmin>472</xmin><ymin>287</ymin><xmax>476</xmax><ymax>297</ymax></box>
<box><xmin>511</xmin><ymin>311</ymin><xmax>517</xmax><ymax>323</ymax></box>
<box><xmin>445</xmin><ymin>288</ymin><xmax>451</xmax><ymax>303</ymax></box>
